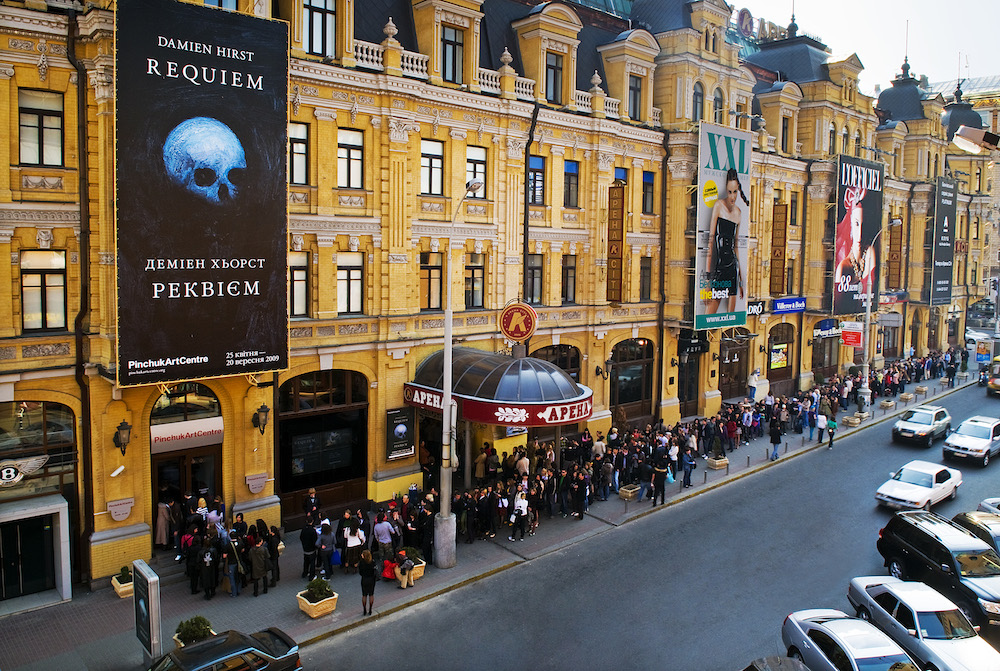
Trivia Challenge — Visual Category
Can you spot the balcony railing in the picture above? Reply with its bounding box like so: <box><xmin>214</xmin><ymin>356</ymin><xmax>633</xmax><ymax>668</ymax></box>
<box><xmin>401</xmin><ymin>50</ymin><xmax>429</xmax><ymax>79</ymax></box>
<box><xmin>354</xmin><ymin>40</ymin><xmax>384</xmax><ymax>70</ymax></box>
<box><xmin>478</xmin><ymin>67</ymin><xmax>501</xmax><ymax>95</ymax></box>
<box><xmin>574</xmin><ymin>90</ymin><xmax>592</xmax><ymax>113</ymax></box>
<box><xmin>605</xmin><ymin>97</ymin><xmax>620</xmax><ymax>118</ymax></box>
<box><xmin>514</xmin><ymin>76</ymin><xmax>535</xmax><ymax>100</ymax></box>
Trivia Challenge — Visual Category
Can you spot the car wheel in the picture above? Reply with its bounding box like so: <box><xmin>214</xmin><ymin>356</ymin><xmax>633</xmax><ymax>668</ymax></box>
<box><xmin>950</xmin><ymin>486</ymin><xmax>958</xmax><ymax>500</ymax></box>
<box><xmin>923</xmin><ymin>499</ymin><xmax>932</xmax><ymax>510</ymax></box>
<box><xmin>856</xmin><ymin>606</ymin><xmax>871</xmax><ymax>621</ymax></box>
<box><xmin>984</xmin><ymin>452</ymin><xmax>990</xmax><ymax>468</ymax></box>
<box><xmin>888</xmin><ymin>557</ymin><xmax>907</xmax><ymax>580</ymax></box>
<box><xmin>925</xmin><ymin>433</ymin><xmax>934</xmax><ymax>448</ymax></box>
<box><xmin>788</xmin><ymin>647</ymin><xmax>804</xmax><ymax>662</ymax></box>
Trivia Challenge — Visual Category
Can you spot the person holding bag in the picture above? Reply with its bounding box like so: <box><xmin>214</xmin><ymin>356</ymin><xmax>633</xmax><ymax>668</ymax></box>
<box><xmin>827</xmin><ymin>416</ymin><xmax>838</xmax><ymax>450</ymax></box>
<box><xmin>508</xmin><ymin>492</ymin><xmax>528</xmax><ymax>541</ymax></box>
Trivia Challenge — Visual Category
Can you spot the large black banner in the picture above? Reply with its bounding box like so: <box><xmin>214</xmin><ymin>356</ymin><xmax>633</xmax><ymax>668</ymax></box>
<box><xmin>931</xmin><ymin>176</ymin><xmax>957</xmax><ymax>306</ymax></box>
<box><xmin>116</xmin><ymin>0</ymin><xmax>288</xmax><ymax>386</ymax></box>
<box><xmin>833</xmin><ymin>155</ymin><xmax>884</xmax><ymax>315</ymax></box>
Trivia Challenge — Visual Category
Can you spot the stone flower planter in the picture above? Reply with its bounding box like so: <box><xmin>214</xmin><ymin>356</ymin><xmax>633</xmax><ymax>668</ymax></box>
<box><xmin>111</xmin><ymin>575</ymin><xmax>133</xmax><ymax>599</ymax></box>
<box><xmin>296</xmin><ymin>590</ymin><xmax>338</xmax><ymax>618</ymax></box>
<box><xmin>409</xmin><ymin>559</ymin><xmax>426</xmax><ymax>581</ymax></box>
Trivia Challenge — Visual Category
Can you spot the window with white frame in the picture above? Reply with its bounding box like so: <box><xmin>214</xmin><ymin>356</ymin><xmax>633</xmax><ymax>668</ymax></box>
<box><xmin>466</xmin><ymin>146</ymin><xmax>487</xmax><ymax>198</ymax></box>
<box><xmin>289</xmin><ymin>122</ymin><xmax>309</xmax><ymax>185</ymax></box>
<box><xmin>642</xmin><ymin>171</ymin><xmax>655</xmax><ymax>214</ymax></box>
<box><xmin>561</xmin><ymin>255</ymin><xmax>576</xmax><ymax>304</ymax></box>
<box><xmin>420</xmin><ymin>252</ymin><xmax>443</xmax><ymax>310</ymax></box>
<box><xmin>288</xmin><ymin>252</ymin><xmax>309</xmax><ymax>317</ymax></box>
<box><xmin>19</xmin><ymin>90</ymin><xmax>63</xmax><ymax>167</ymax></box>
<box><xmin>628</xmin><ymin>75</ymin><xmax>643</xmax><ymax>121</ymax></box>
<box><xmin>713</xmin><ymin>88</ymin><xmax>725</xmax><ymax>124</ymax></box>
<box><xmin>21</xmin><ymin>250</ymin><xmax>66</xmax><ymax>331</ymax></box>
<box><xmin>526</xmin><ymin>254</ymin><xmax>543</xmax><ymax>305</ymax></box>
<box><xmin>465</xmin><ymin>253</ymin><xmax>484</xmax><ymax>309</ymax></box>
<box><xmin>528</xmin><ymin>155</ymin><xmax>545</xmax><ymax>205</ymax></box>
<box><xmin>337</xmin><ymin>129</ymin><xmax>363</xmax><ymax>189</ymax></box>
<box><xmin>337</xmin><ymin>252</ymin><xmax>363</xmax><ymax>315</ymax></box>
<box><xmin>545</xmin><ymin>52</ymin><xmax>563</xmax><ymax>105</ymax></box>
<box><xmin>692</xmin><ymin>83</ymin><xmax>704</xmax><ymax>121</ymax></box>
<box><xmin>563</xmin><ymin>160</ymin><xmax>579</xmax><ymax>208</ymax></box>
<box><xmin>302</xmin><ymin>0</ymin><xmax>335</xmax><ymax>58</ymax></box>
<box><xmin>421</xmin><ymin>140</ymin><xmax>444</xmax><ymax>195</ymax></box>
<box><xmin>441</xmin><ymin>25</ymin><xmax>464</xmax><ymax>84</ymax></box>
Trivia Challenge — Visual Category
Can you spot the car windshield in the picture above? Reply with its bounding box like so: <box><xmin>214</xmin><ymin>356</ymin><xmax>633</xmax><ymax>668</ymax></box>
<box><xmin>956</xmin><ymin>423</ymin><xmax>991</xmax><ymax>439</ymax></box>
<box><xmin>953</xmin><ymin>549</ymin><xmax>1000</xmax><ymax>577</ymax></box>
<box><xmin>855</xmin><ymin>656</ymin><xmax>918</xmax><ymax>671</ymax></box>
<box><xmin>149</xmin><ymin>654</ymin><xmax>181</xmax><ymax>671</ymax></box>
<box><xmin>892</xmin><ymin>468</ymin><xmax>932</xmax><ymax>488</ymax></box>
<box><xmin>916</xmin><ymin>609</ymin><xmax>977</xmax><ymax>639</ymax></box>
<box><xmin>900</xmin><ymin>411</ymin><xmax>933</xmax><ymax>425</ymax></box>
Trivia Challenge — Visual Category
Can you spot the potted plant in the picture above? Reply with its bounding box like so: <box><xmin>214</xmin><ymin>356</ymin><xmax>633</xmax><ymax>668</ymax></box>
<box><xmin>111</xmin><ymin>565</ymin><xmax>133</xmax><ymax>598</ymax></box>
<box><xmin>173</xmin><ymin>615</ymin><xmax>215</xmax><ymax>647</ymax></box>
<box><xmin>401</xmin><ymin>546</ymin><xmax>426</xmax><ymax>580</ymax></box>
<box><xmin>296</xmin><ymin>577</ymin><xmax>338</xmax><ymax>618</ymax></box>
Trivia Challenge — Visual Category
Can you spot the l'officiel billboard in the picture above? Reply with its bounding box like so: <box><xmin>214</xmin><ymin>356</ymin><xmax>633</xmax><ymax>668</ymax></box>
<box><xmin>833</xmin><ymin>155</ymin><xmax>884</xmax><ymax>315</ymax></box>
<box><xmin>695</xmin><ymin>123</ymin><xmax>752</xmax><ymax>330</ymax></box>
<box><xmin>116</xmin><ymin>0</ymin><xmax>288</xmax><ymax>386</ymax></box>
<box><xmin>931</xmin><ymin>176</ymin><xmax>957</xmax><ymax>306</ymax></box>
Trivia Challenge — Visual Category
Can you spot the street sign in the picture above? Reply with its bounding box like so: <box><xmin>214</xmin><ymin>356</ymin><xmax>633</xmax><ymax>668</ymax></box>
<box><xmin>841</xmin><ymin>322</ymin><xmax>863</xmax><ymax>348</ymax></box>
<box><xmin>133</xmin><ymin>560</ymin><xmax>162</xmax><ymax>663</ymax></box>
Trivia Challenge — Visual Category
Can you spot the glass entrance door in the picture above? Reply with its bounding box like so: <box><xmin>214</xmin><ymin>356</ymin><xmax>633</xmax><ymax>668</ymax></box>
<box><xmin>0</xmin><ymin>514</ymin><xmax>55</xmax><ymax>600</ymax></box>
<box><xmin>678</xmin><ymin>358</ymin><xmax>700</xmax><ymax>418</ymax></box>
<box><xmin>152</xmin><ymin>446</ymin><xmax>221</xmax><ymax>511</ymax></box>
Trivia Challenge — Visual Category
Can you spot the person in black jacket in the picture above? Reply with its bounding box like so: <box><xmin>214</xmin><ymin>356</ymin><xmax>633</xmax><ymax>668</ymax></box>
<box><xmin>300</xmin><ymin>515</ymin><xmax>317</xmax><ymax>579</ymax></box>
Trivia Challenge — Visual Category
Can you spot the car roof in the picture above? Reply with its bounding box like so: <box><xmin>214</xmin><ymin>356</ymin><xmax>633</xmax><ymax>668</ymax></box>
<box><xmin>895</xmin><ymin>511</ymin><xmax>992</xmax><ymax>551</ymax></box>
<box><xmin>910</xmin><ymin>405</ymin><xmax>944</xmax><ymax>413</ymax></box>
<box><xmin>961</xmin><ymin>416</ymin><xmax>1000</xmax><ymax>427</ymax></box>
<box><xmin>898</xmin><ymin>460</ymin><xmax>950</xmax><ymax>475</ymax></box>
<box><xmin>169</xmin><ymin>631</ymin><xmax>267</xmax><ymax>669</ymax></box>
<box><xmin>880</xmin><ymin>580</ymin><xmax>960</xmax><ymax>612</ymax></box>
<box><xmin>956</xmin><ymin>511</ymin><xmax>1000</xmax><ymax>533</ymax></box>
<box><xmin>822</xmin><ymin>617</ymin><xmax>907</xmax><ymax>657</ymax></box>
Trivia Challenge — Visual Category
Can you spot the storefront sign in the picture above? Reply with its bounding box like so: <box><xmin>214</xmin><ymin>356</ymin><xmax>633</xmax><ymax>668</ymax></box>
<box><xmin>931</xmin><ymin>177</ymin><xmax>957</xmax><ymax>306</ymax></box>
<box><xmin>403</xmin><ymin>383</ymin><xmax>593</xmax><ymax>427</ymax></box>
<box><xmin>245</xmin><ymin>473</ymin><xmax>268</xmax><ymax>494</ymax></box>
<box><xmin>879</xmin><ymin>290</ymin><xmax>909</xmax><ymax>305</ymax></box>
<box><xmin>833</xmin><ymin>155</ymin><xmax>884</xmax><ymax>315</ymax></box>
<box><xmin>149</xmin><ymin>416</ymin><xmax>224</xmax><ymax>454</ymax></box>
<box><xmin>116</xmin><ymin>0</ymin><xmax>289</xmax><ymax>386</ymax></box>
<box><xmin>695</xmin><ymin>123</ymin><xmax>752</xmax><ymax>329</ymax></box>
<box><xmin>606</xmin><ymin>183</ymin><xmax>626</xmax><ymax>303</ymax></box>
<box><xmin>386</xmin><ymin>407</ymin><xmax>415</xmax><ymax>461</ymax></box>
<box><xmin>772</xmin><ymin>297</ymin><xmax>805</xmax><ymax>314</ymax></box>
<box><xmin>841</xmin><ymin>330</ymin><xmax>863</xmax><ymax>348</ymax></box>
<box><xmin>770</xmin><ymin>203</ymin><xmax>787</xmax><ymax>296</ymax></box>
<box><xmin>108</xmin><ymin>497</ymin><xmax>135</xmax><ymax>522</ymax></box>
<box><xmin>0</xmin><ymin>455</ymin><xmax>48</xmax><ymax>487</ymax></box>
<box><xmin>746</xmin><ymin>300</ymin><xmax>766</xmax><ymax>316</ymax></box>
<box><xmin>813</xmin><ymin>318</ymin><xmax>841</xmax><ymax>339</ymax></box>
<box><xmin>499</xmin><ymin>302</ymin><xmax>538</xmax><ymax>343</ymax></box>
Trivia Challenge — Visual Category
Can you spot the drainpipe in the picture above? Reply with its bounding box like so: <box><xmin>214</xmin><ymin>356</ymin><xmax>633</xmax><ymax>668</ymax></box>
<box><xmin>655</xmin><ymin>131</ymin><xmax>670</xmax><ymax>420</ymax></box>
<box><xmin>904</xmin><ymin>182</ymin><xmax>914</xmax><ymax>354</ymax></box>
<box><xmin>520</xmin><ymin>102</ymin><xmax>540</xmax><ymax>357</ymax></box>
<box><xmin>798</xmin><ymin>160</ymin><xmax>813</xmax><ymax>388</ymax></box>
<box><xmin>68</xmin><ymin>8</ymin><xmax>94</xmax><ymax>585</ymax></box>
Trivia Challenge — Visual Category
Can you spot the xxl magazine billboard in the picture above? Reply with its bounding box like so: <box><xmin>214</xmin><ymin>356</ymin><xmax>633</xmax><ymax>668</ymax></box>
<box><xmin>695</xmin><ymin>123</ymin><xmax>752</xmax><ymax>330</ymax></box>
<box><xmin>931</xmin><ymin>176</ymin><xmax>957</xmax><ymax>306</ymax></box>
<box><xmin>833</xmin><ymin>155</ymin><xmax>884</xmax><ymax>315</ymax></box>
<box><xmin>116</xmin><ymin>0</ymin><xmax>288</xmax><ymax>386</ymax></box>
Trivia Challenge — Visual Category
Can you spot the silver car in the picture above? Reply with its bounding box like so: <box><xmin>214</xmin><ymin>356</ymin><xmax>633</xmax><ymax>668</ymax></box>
<box><xmin>943</xmin><ymin>415</ymin><xmax>1000</xmax><ymax>467</ymax></box>
<box><xmin>780</xmin><ymin>609</ymin><xmax>918</xmax><ymax>671</ymax></box>
<box><xmin>846</xmin><ymin>576</ymin><xmax>1000</xmax><ymax>671</ymax></box>
<box><xmin>891</xmin><ymin>405</ymin><xmax>951</xmax><ymax>447</ymax></box>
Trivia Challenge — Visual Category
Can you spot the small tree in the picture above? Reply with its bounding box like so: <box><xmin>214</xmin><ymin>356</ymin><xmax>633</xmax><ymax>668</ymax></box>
<box><xmin>303</xmin><ymin>577</ymin><xmax>333</xmax><ymax>604</ymax></box>
<box><xmin>401</xmin><ymin>546</ymin><xmax>423</xmax><ymax>562</ymax></box>
<box><xmin>117</xmin><ymin>566</ymin><xmax>132</xmax><ymax>584</ymax></box>
<box><xmin>175</xmin><ymin>616</ymin><xmax>213</xmax><ymax>645</ymax></box>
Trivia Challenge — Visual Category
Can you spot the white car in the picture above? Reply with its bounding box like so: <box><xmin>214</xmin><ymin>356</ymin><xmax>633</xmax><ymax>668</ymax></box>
<box><xmin>846</xmin><ymin>576</ymin><xmax>1000</xmax><ymax>671</ymax></box>
<box><xmin>943</xmin><ymin>416</ymin><xmax>1000</xmax><ymax>467</ymax></box>
<box><xmin>979</xmin><ymin>497</ymin><xmax>1000</xmax><ymax>514</ymax></box>
<box><xmin>780</xmin><ymin>609</ymin><xmax>918</xmax><ymax>671</ymax></box>
<box><xmin>875</xmin><ymin>460</ymin><xmax>962</xmax><ymax>510</ymax></box>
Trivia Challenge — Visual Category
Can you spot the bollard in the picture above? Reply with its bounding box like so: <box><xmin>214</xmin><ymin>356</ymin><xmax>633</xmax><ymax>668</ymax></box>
<box><xmin>726</xmin><ymin>463</ymin><xmax>730</xmax><ymax>475</ymax></box>
<box><xmin>801</xmin><ymin>436</ymin><xmax>806</xmax><ymax>446</ymax></box>
<box><xmin>679</xmin><ymin>479</ymin><xmax>684</xmax><ymax>493</ymax></box>
<box><xmin>784</xmin><ymin>442</ymin><xmax>789</xmax><ymax>454</ymax></box>
<box><xmin>703</xmin><ymin>471</ymin><xmax>708</xmax><ymax>484</ymax></box>
<box><xmin>747</xmin><ymin>455</ymin><xmax>751</xmax><ymax>468</ymax></box>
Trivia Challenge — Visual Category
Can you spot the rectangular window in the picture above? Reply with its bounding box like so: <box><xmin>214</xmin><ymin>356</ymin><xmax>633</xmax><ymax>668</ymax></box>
<box><xmin>781</xmin><ymin>116</ymin><xmax>790</xmax><ymax>153</ymax></box>
<box><xmin>337</xmin><ymin>129</ymin><xmax>363</xmax><ymax>189</ymax></box>
<box><xmin>288</xmin><ymin>252</ymin><xmax>309</xmax><ymax>317</ymax></box>
<box><xmin>790</xmin><ymin>192</ymin><xmax>798</xmax><ymax>226</ymax></box>
<box><xmin>441</xmin><ymin>25</ymin><xmax>464</xmax><ymax>84</ymax></box>
<box><xmin>628</xmin><ymin>75</ymin><xmax>642</xmax><ymax>120</ymax></box>
<box><xmin>545</xmin><ymin>52</ymin><xmax>563</xmax><ymax>105</ymax></box>
<box><xmin>614</xmin><ymin>167</ymin><xmax>628</xmax><ymax>183</ymax></box>
<box><xmin>465</xmin><ymin>146</ymin><xmax>487</xmax><ymax>199</ymax></box>
<box><xmin>204</xmin><ymin>0</ymin><xmax>237</xmax><ymax>8</ymax></box>
<box><xmin>289</xmin><ymin>122</ymin><xmax>309</xmax><ymax>185</ymax></box>
<box><xmin>421</xmin><ymin>140</ymin><xmax>444</xmax><ymax>195</ymax></box>
<box><xmin>420</xmin><ymin>252</ymin><xmax>443</xmax><ymax>310</ymax></box>
<box><xmin>639</xmin><ymin>257</ymin><xmax>652</xmax><ymax>300</ymax></box>
<box><xmin>561</xmin><ymin>255</ymin><xmax>576</xmax><ymax>304</ymax></box>
<box><xmin>642</xmin><ymin>171</ymin><xmax>655</xmax><ymax>214</ymax></box>
<box><xmin>19</xmin><ymin>90</ymin><xmax>63</xmax><ymax>167</ymax></box>
<box><xmin>526</xmin><ymin>254</ymin><xmax>543</xmax><ymax>304</ymax></box>
<box><xmin>464</xmin><ymin>253</ymin><xmax>484</xmax><ymax>309</ymax></box>
<box><xmin>336</xmin><ymin>252</ymin><xmax>364</xmax><ymax>315</ymax></box>
<box><xmin>21</xmin><ymin>250</ymin><xmax>66</xmax><ymax>331</ymax></box>
<box><xmin>786</xmin><ymin>265</ymin><xmax>795</xmax><ymax>296</ymax></box>
<box><xmin>302</xmin><ymin>0</ymin><xmax>335</xmax><ymax>57</ymax></box>
<box><xmin>974</xmin><ymin>217</ymin><xmax>981</xmax><ymax>240</ymax></box>
<box><xmin>528</xmin><ymin>155</ymin><xmax>545</xmax><ymax>205</ymax></box>
<box><xmin>563</xmin><ymin>160</ymin><xmax>579</xmax><ymax>208</ymax></box>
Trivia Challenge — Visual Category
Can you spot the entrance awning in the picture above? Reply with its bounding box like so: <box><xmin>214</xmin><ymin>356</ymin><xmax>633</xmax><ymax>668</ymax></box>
<box><xmin>404</xmin><ymin>347</ymin><xmax>592</xmax><ymax>426</ymax></box>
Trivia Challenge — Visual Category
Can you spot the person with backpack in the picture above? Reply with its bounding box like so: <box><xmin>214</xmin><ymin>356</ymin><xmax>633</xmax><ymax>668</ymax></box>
<box><xmin>394</xmin><ymin>549</ymin><xmax>415</xmax><ymax>589</ymax></box>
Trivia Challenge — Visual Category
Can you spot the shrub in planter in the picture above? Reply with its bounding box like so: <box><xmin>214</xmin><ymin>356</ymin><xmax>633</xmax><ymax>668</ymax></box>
<box><xmin>296</xmin><ymin>577</ymin><xmax>338</xmax><ymax>618</ymax></box>
<box><xmin>400</xmin><ymin>546</ymin><xmax>423</xmax><ymax>562</ymax></box>
<box><xmin>117</xmin><ymin>566</ymin><xmax>133</xmax><ymax>583</ymax></box>
<box><xmin>302</xmin><ymin>577</ymin><xmax>333</xmax><ymax>604</ymax></box>
<box><xmin>111</xmin><ymin>565</ymin><xmax>134</xmax><ymax>598</ymax></box>
<box><xmin>400</xmin><ymin>546</ymin><xmax>426</xmax><ymax>580</ymax></box>
<box><xmin>175</xmin><ymin>616</ymin><xmax>214</xmax><ymax>646</ymax></box>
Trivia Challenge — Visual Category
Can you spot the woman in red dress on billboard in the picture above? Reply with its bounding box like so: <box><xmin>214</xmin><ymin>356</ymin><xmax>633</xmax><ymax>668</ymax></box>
<box><xmin>834</xmin><ymin>185</ymin><xmax>875</xmax><ymax>298</ymax></box>
<box><xmin>705</xmin><ymin>168</ymin><xmax>749</xmax><ymax>314</ymax></box>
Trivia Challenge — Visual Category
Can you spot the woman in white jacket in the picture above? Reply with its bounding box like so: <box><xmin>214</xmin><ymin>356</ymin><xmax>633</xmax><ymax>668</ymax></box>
<box><xmin>508</xmin><ymin>492</ymin><xmax>530</xmax><ymax>542</ymax></box>
<box><xmin>343</xmin><ymin>517</ymin><xmax>366</xmax><ymax>574</ymax></box>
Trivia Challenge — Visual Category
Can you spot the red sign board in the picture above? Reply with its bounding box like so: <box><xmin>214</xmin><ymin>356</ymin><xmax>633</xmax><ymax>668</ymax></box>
<box><xmin>499</xmin><ymin>302</ymin><xmax>537</xmax><ymax>342</ymax></box>
<box><xmin>403</xmin><ymin>382</ymin><xmax>592</xmax><ymax>427</ymax></box>
<box><xmin>841</xmin><ymin>330</ymin><xmax>863</xmax><ymax>348</ymax></box>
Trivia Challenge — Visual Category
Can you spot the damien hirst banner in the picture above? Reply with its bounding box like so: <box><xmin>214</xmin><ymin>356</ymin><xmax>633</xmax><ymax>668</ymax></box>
<box><xmin>833</xmin><ymin>155</ymin><xmax>884</xmax><ymax>315</ymax></box>
<box><xmin>116</xmin><ymin>0</ymin><xmax>288</xmax><ymax>386</ymax></box>
<box><xmin>695</xmin><ymin>123</ymin><xmax>752</xmax><ymax>330</ymax></box>
<box><xmin>931</xmin><ymin>176</ymin><xmax>957</xmax><ymax>306</ymax></box>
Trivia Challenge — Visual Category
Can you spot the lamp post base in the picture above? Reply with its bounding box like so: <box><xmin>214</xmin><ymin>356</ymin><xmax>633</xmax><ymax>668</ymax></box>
<box><xmin>858</xmin><ymin>387</ymin><xmax>872</xmax><ymax>413</ymax></box>
<box><xmin>433</xmin><ymin>513</ymin><xmax>456</xmax><ymax>569</ymax></box>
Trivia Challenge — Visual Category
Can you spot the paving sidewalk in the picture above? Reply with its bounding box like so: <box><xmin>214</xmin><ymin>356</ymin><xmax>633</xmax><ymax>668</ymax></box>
<box><xmin>0</xmin><ymin>377</ymin><xmax>975</xmax><ymax>670</ymax></box>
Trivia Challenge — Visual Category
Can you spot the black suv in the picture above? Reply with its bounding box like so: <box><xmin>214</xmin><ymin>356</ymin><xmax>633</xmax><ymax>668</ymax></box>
<box><xmin>876</xmin><ymin>510</ymin><xmax>1000</xmax><ymax>627</ymax></box>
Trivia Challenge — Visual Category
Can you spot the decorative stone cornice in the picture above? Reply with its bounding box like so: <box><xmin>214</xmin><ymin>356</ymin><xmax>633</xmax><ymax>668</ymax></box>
<box><xmin>0</xmin><ymin>203</ymin><xmax>80</xmax><ymax>225</ymax></box>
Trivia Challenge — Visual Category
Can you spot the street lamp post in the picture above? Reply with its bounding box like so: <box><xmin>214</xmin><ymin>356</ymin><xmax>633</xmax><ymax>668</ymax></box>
<box><xmin>857</xmin><ymin>218</ymin><xmax>902</xmax><ymax>412</ymax></box>
<box><xmin>435</xmin><ymin>179</ymin><xmax>484</xmax><ymax>570</ymax></box>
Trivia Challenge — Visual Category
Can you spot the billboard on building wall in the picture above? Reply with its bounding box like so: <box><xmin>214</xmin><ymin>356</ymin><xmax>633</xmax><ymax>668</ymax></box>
<box><xmin>931</xmin><ymin>176</ymin><xmax>957</xmax><ymax>306</ymax></box>
<box><xmin>695</xmin><ymin>123</ymin><xmax>752</xmax><ymax>330</ymax></box>
<box><xmin>115</xmin><ymin>0</ymin><xmax>289</xmax><ymax>386</ymax></box>
<box><xmin>833</xmin><ymin>155</ymin><xmax>884</xmax><ymax>315</ymax></box>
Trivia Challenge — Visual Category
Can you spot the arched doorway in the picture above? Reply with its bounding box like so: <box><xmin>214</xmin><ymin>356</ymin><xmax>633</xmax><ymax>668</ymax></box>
<box><xmin>719</xmin><ymin>327</ymin><xmax>750</xmax><ymax>400</ymax></box>
<box><xmin>150</xmin><ymin>382</ymin><xmax>223</xmax><ymax>523</ymax></box>
<box><xmin>767</xmin><ymin>323</ymin><xmax>796</xmax><ymax>397</ymax></box>
<box><xmin>610</xmin><ymin>338</ymin><xmax>655</xmax><ymax>426</ymax></box>
<box><xmin>530</xmin><ymin>344</ymin><xmax>582</xmax><ymax>442</ymax></box>
<box><xmin>910</xmin><ymin>311</ymin><xmax>922</xmax><ymax>357</ymax></box>
<box><xmin>277</xmin><ymin>369</ymin><xmax>369</xmax><ymax>527</ymax></box>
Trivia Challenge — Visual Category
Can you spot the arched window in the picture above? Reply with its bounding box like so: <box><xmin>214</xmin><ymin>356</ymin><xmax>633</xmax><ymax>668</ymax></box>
<box><xmin>704</xmin><ymin>30</ymin><xmax>710</xmax><ymax>50</ymax></box>
<box><xmin>150</xmin><ymin>383</ymin><xmax>221</xmax><ymax>426</ymax></box>
<box><xmin>854</xmin><ymin>130</ymin><xmax>862</xmax><ymax>157</ymax></box>
<box><xmin>711</xmin><ymin>32</ymin><xmax>717</xmax><ymax>53</ymax></box>
<box><xmin>842</xmin><ymin>127</ymin><xmax>849</xmax><ymax>155</ymax></box>
<box><xmin>713</xmin><ymin>88</ymin><xmax>725</xmax><ymax>124</ymax></box>
<box><xmin>692</xmin><ymin>82</ymin><xmax>704</xmax><ymax>121</ymax></box>
<box><xmin>828</xmin><ymin>122</ymin><xmax>836</xmax><ymax>154</ymax></box>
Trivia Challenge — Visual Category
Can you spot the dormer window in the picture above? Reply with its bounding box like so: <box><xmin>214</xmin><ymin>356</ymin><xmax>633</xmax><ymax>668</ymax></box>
<box><xmin>303</xmin><ymin>0</ymin><xmax>335</xmax><ymax>58</ymax></box>
<box><xmin>628</xmin><ymin>75</ymin><xmax>643</xmax><ymax>122</ymax></box>
<box><xmin>441</xmin><ymin>25</ymin><xmax>464</xmax><ymax>84</ymax></box>
<box><xmin>546</xmin><ymin>52</ymin><xmax>564</xmax><ymax>105</ymax></box>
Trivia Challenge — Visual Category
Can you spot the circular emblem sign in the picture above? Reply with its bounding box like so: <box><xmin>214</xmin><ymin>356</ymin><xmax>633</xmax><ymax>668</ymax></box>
<box><xmin>737</xmin><ymin>8</ymin><xmax>754</xmax><ymax>38</ymax></box>
<box><xmin>499</xmin><ymin>302</ymin><xmax>538</xmax><ymax>342</ymax></box>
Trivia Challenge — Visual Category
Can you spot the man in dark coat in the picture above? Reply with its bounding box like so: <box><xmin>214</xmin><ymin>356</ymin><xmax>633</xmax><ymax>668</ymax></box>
<box><xmin>300</xmin><ymin>514</ymin><xmax>318</xmax><ymax>579</ymax></box>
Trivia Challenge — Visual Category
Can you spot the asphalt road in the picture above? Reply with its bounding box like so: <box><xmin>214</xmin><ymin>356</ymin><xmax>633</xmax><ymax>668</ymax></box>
<box><xmin>306</xmin><ymin>384</ymin><xmax>1000</xmax><ymax>671</ymax></box>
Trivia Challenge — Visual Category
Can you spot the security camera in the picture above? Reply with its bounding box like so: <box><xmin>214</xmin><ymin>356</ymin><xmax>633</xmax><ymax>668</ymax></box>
<box><xmin>954</xmin><ymin>126</ymin><xmax>1000</xmax><ymax>154</ymax></box>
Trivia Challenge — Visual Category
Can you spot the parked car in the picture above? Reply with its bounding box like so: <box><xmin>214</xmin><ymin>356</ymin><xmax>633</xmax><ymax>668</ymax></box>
<box><xmin>740</xmin><ymin>656</ymin><xmax>809</xmax><ymax>671</ymax></box>
<box><xmin>890</xmin><ymin>405</ymin><xmax>951</xmax><ymax>447</ymax></box>
<box><xmin>846</xmin><ymin>576</ymin><xmax>1000</xmax><ymax>671</ymax></box>
<box><xmin>148</xmin><ymin>628</ymin><xmax>299</xmax><ymax>671</ymax></box>
<box><xmin>874</xmin><ymin>460</ymin><xmax>961</xmax><ymax>510</ymax></box>
<box><xmin>942</xmin><ymin>415</ymin><xmax>1000</xmax><ymax>466</ymax></box>
<box><xmin>780</xmin><ymin>609</ymin><xmax>918</xmax><ymax>671</ymax></box>
<box><xmin>952</xmin><ymin>511</ymin><xmax>1000</xmax><ymax>554</ymax></box>
<box><xmin>876</xmin><ymin>510</ymin><xmax>1000</xmax><ymax>627</ymax></box>
<box><xmin>978</xmin><ymin>497</ymin><xmax>1000</xmax><ymax>514</ymax></box>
